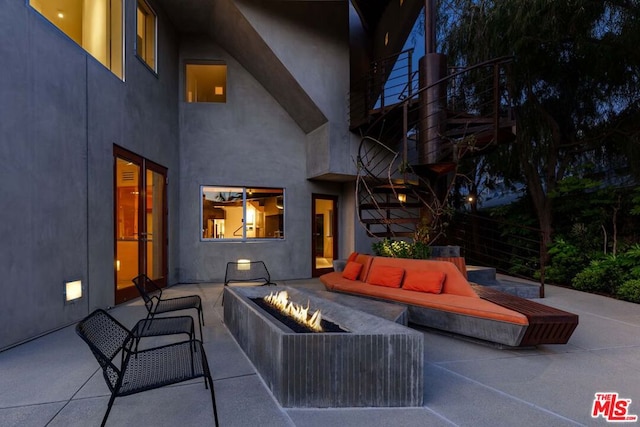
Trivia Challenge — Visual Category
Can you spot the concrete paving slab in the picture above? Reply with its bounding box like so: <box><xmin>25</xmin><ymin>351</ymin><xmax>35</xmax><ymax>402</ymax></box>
<box><xmin>436</xmin><ymin>350</ymin><xmax>640</xmax><ymax>426</ymax></box>
<box><xmin>0</xmin><ymin>279</ymin><xmax>637</xmax><ymax>427</ymax></box>
<box><xmin>424</xmin><ymin>363</ymin><xmax>584</xmax><ymax>427</ymax></box>
<box><xmin>0</xmin><ymin>326</ymin><xmax>97</xmax><ymax>407</ymax></box>
<box><xmin>287</xmin><ymin>407</ymin><xmax>453</xmax><ymax>427</ymax></box>
<box><xmin>215</xmin><ymin>374</ymin><xmax>294</xmax><ymax>427</ymax></box>
<box><xmin>0</xmin><ymin>402</ymin><xmax>65</xmax><ymax>427</ymax></box>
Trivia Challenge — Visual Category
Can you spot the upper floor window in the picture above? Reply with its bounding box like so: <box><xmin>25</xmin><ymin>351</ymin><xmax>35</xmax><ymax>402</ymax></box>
<box><xmin>185</xmin><ymin>63</ymin><xmax>227</xmax><ymax>103</ymax></box>
<box><xmin>202</xmin><ymin>186</ymin><xmax>284</xmax><ymax>240</ymax></box>
<box><xmin>29</xmin><ymin>0</ymin><xmax>123</xmax><ymax>79</ymax></box>
<box><xmin>136</xmin><ymin>0</ymin><xmax>157</xmax><ymax>71</ymax></box>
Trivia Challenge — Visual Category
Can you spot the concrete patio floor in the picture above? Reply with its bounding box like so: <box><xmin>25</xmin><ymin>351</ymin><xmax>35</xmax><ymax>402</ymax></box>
<box><xmin>1</xmin><ymin>278</ymin><xmax>639</xmax><ymax>427</ymax></box>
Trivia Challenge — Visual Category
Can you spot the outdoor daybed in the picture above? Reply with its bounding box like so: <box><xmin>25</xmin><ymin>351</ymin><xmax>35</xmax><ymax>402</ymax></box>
<box><xmin>320</xmin><ymin>253</ymin><xmax>578</xmax><ymax>347</ymax></box>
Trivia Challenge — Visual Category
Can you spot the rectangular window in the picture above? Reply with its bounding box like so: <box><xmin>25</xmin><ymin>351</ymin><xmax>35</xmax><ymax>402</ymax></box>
<box><xmin>29</xmin><ymin>0</ymin><xmax>124</xmax><ymax>79</ymax></box>
<box><xmin>185</xmin><ymin>63</ymin><xmax>227</xmax><ymax>103</ymax></box>
<box><xmin>202</xmin><ymin>186</ymin><xmax>284</xmax><ymax>240</ymax></box>
<box><xmin>136</xmin><ymin>0</ymin><xmax>157</xmax><ymax>71</ymax></box>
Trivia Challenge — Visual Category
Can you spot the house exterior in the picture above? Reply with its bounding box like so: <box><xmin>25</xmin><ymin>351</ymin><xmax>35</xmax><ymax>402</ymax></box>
<box><xmin>0</xmin><ymin>0</ymin><xmax>421</xmax><ymax>350</ymax></box>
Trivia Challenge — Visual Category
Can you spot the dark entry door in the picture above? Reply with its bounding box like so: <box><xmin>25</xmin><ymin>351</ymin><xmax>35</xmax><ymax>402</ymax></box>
<box><xmin>312</xmin><ymin>194</ymin><xmax>338</xmax><ymax>277</ymax></box>
<box><xmin>114</xmin><ymin>146</ymin><xmax>168</xmax><ymax>303</ymax></box>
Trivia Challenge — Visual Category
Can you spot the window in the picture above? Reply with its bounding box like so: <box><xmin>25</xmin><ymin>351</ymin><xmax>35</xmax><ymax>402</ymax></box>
<box><xmin>185</xmin><ymin>63</ymin><xmax>227</xmax><ymax>103</ymax></box>
<box><xmin>29</xmin><ymin>0</ymin><xmax>123</xmax><ymax>79</ymax></box>
<box><xmin>136</xmin><ymin>0</ymin><xmax>157</xmax><ymax>71</ymax></box>
<box><xmin>202</xmin><ymin>186</ymin><xmax>284</xmax><ymax>240</ymax></box>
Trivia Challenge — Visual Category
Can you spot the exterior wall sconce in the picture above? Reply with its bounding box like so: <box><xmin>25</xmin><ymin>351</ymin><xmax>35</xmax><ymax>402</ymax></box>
<box><xmin>397</xmin><ymin>193</ymin><xmax>407</xmax><ymax>203</ymax></box>
<box><xmin>237</xmin><ymin>259</ymin><xmax>251</xmax><ymax>271</ymax></box>
<box><xmin>64</xmin><ymin>280</ymin><xmax>83</xmax><ymax>304</ymax></box>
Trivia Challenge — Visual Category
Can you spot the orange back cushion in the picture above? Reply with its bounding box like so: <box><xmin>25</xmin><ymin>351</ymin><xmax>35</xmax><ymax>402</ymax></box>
<box><xmin>354</xmin><ymin>254</ymin><xmax>374</xmax><ymax>281</ymax></box>
<box><xmin>347</xmin><ymin>252</ymin><xmax>359</xmax><ymax>263</ymax></box>
<box><xmin>402</xmin><ymin>270</ymin><xmax>446</xmax><ymax>294</ymax></box>
<box><xmin>434</xmin><ymin>256</ymin><xmax>468</xmax><ymax>279</ymax></box>
<box><xmin>367</xmin><ymin>265</ymin><xmax>405</xmax><ymax>288</ymax></box>
<box><xmin>342</xmin><ymin>261</ymin><xmax>363</xmax><ymax>280</ymax></box>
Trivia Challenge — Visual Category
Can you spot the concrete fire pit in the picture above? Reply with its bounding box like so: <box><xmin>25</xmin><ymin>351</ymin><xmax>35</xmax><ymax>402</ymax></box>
<box><xmin>223</xmin><ymin>286</ymin><xmax>424</xmax><ymax>408</ymax></box>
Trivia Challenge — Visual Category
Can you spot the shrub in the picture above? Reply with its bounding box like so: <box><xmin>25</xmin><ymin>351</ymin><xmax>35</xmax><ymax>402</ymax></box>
<box><xmin>617</xmin><ymin>279</ymin><xmax>640</xmax><ymax>303</ymax></box>
<box><xmin>372</xmin><ymin>239</ymin><xmax>431</xmax><ymax>259</ymax></box>
<box><xmin>545</xmin><ymin>238</ymin><xmax>591</xmax><ymax>285</ymax></box>
<box><xmin>571</xmin><ymin>255</ymin><xmax>626</xmax><ymax>295</ymax></box>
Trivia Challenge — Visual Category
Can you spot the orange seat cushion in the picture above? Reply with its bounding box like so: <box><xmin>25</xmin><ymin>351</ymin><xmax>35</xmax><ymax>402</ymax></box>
<box><xmin>342</xmin><ymin>261</ymin><xmax>362</xmax><ymax>280</ymax></box>
<box><xmin>403</xmin><ymin>270</ymin><xmax>445</xmax><ymax>294</ymax></box>
<box><xmin>367</xmin><ymin>265</ymin><xmax>404</xmax><ymax>288</ymax></box>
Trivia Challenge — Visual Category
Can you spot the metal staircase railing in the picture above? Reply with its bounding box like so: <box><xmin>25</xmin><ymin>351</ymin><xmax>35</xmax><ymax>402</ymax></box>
<box><xmin>354</xmin><ymin>55</ymin><xmax>516</xmax><ymax>241</ymax></box>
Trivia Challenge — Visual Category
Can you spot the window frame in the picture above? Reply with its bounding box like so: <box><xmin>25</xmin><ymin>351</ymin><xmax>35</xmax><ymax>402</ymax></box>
<box><xmin>184</xmin><ymin>61</ymin><xmax>228</xmax><ymax>103</ymax></box>
<box><xmin>136</xmin><ymin>0</ymin><xmax>158</xmax><ymax>73</ymax></box>
<box><xmin>28</xmin><ymin>0</ymin><xmax>125</xmax><ymax>80</ymax></box>
<box><xmin>200</xmin><ymin>185</ymin><xmax>285</xmax><ymax>242</ymax></box>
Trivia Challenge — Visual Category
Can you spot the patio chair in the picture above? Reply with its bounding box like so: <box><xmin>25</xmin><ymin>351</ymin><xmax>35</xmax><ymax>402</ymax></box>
<box><xmin>75</xmin><ymin>309</ymin><xmax>219</xmax><ymax>427</ymax></box>
<box><xmin>223</xmin><ymin>260</ymin><xmax>277</xmax><ymax>304</ymax></box>
<box><xmin>132</xmin><ymin>274</ymin><xmax>204</xmax><ymax>342</ymax></box>
<box><xmin>224</xmin><ymin>260</ymin><xmax>277</xmax><ymax>287</ymax></box>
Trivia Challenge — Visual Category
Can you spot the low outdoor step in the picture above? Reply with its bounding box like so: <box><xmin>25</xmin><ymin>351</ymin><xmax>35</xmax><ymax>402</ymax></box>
<box><xmin>467</xmin><ymin>265</ymin><xmax>497</xmax><ymax>282</ymax></box>
<box><xmin>468</xmin><ymin>266</ymin><xmax>542</xmax><ymax>299</ymax></box>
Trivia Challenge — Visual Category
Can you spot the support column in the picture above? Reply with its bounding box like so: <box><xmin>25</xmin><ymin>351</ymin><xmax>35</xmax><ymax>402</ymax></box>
<box><xmin>418</xmin><ymin>53</ymin><xmax>446</xmax><ymax>165</ymax></box>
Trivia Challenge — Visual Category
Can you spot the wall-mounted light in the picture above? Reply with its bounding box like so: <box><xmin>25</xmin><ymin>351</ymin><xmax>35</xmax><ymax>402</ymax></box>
<box><xmin>64</xmin><ymin>280</ymin><xmax>83</xmax><ymax>304</ymax></box>
<box><xmin>214</xmin><ymin>86</ymin><xmax>224</xmax><ymax>95</ymax></box>
<box><xmin>398</xmin><ymin>193</ymin><xmax>407</xmax><ymax>203</ymax></box>
<box><xmin>237</xmin><ymin>259</ymin><xmax>251</xmax><ymax>271</ymax></box>
<box><xmin>57</xmin><ymin>11</ymin><xmax>64</xmax><ymax>19</ymax></box>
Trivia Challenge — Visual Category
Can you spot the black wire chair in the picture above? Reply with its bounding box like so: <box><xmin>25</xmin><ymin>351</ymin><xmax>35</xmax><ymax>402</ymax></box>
<box><xmin>224</xmin><ymin>260</ymin><xmax>277</xmax><ymax>287</ymax></box>
<box><xmin>132</xmin><ymin>274</ymin><xmax>204</xmax><ymax>342</ymax></box>
<box><xmin>75</xmin><ymin>309</ymin><xmax>219</xmax><ymax>427</ymax></box>
<box><xmin>223</xmin><ymin>261</ymin><xmax>277</xmax><ymax>304</ymax></box>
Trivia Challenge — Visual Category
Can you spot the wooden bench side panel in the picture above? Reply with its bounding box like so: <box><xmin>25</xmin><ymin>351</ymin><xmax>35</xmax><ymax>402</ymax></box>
<box><xmin>472</xmin><ymin>285</ymin><xmax>578</xmax><ymax>346</ymax></box>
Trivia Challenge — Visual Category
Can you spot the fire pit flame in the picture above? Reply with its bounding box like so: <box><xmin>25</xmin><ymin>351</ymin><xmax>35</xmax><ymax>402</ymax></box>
<box><xmin>264</xmin><ymin>290</ymin><xmax>323</xmax><ymax>332</ymax></box>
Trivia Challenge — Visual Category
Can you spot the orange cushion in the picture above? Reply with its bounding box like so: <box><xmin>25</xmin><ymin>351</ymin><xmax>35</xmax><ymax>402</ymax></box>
<box><xmin>354</xmin><ymin>254</ymin><xmax>374</xmax><ymax>281</ymax></box>
<box><xmin>402</xmin><ymin>270</ymin><xmax>445</xmax><ymax>294</ymax></box>
<box><xmin>367</xmin><ymin>265</ymin><xmax>404</xmax><ymax>288</ymax></box>
<box><xmin>342</xmin><ymin>262</ymin><xmax>363</xmax><ymax>280</ymax></box>
<box><xmin>347</xmin><ymin>252</ymin><xmax>359</xmax><ymax>263</ymax></box>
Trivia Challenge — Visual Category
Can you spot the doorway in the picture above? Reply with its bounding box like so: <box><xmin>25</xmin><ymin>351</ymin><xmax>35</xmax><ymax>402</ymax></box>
<box><xmin>114</xmin><ymin>146</ymin><xmax>167</xmax><ymax>304</ymax></box>
<box><xmin>312</xmin><ymin>194</ymin><xmax>338</xmax><ymax>277</ymax></box>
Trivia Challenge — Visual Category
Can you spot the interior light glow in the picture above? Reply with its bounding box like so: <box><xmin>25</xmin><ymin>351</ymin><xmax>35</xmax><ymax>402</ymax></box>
<box><xmin>214</xmin><ymin>86</ymin><xmax>224</xmax><ymax>95</ymax></box>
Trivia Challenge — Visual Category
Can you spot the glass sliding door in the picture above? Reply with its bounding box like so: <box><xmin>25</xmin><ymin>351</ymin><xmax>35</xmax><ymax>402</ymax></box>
<box><xmin>145</xmin><ymin>165</ymin><xmax>166</xmax><ymax>281</ymax></box>
<box><xmin>114</xmin><ymin>146</ymin><xmax>167</xmax><ymax>304</ymax></box>
<box><xmin>312</xmin><ymin>194</ymin><xmax>338</xmax><ymax>277</ymax></box>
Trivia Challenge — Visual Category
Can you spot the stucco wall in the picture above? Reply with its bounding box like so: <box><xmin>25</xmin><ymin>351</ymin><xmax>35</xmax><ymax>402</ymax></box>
<box><xmin>177</xmin><ymin>37</ymin><xmax>345</xmax><ymax>282</ymax></box>
<box><xmin>0</xmin><ymin>0</ymin><xmax>179</xmax><ymax>350</ymax></box>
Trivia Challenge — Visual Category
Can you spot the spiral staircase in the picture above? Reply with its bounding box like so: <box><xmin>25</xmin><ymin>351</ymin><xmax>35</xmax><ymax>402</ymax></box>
<box><xmin>351</xmin><ymin>50</ymin><xmax>516</xmax><ymax>240</ymax></box>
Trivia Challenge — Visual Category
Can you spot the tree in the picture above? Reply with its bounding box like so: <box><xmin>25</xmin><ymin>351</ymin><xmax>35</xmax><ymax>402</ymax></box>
<box><xmin>439</xmin><ymin>0</ymin><xmax>640</xmax><ymax>250</ymax></box>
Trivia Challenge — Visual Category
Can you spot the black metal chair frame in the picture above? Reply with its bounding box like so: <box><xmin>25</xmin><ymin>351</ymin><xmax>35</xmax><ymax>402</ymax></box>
<box><xmin>131</xmin><ymin>315</ymin><xmax>195</xmax><ymax>353</ymax></box>
<box><xmin>224</xmin><ymin>260</ymin><xmax>277</xmax><ymax>287</ymax></box>
<box><xmin>223</xmin><ymin>261</ymin><xmax>276</xmax><ymax>305</ymax></box>
<box><xmin>132</xmin><ymin>274</ymin><xmax>204</xmax><ymax>342</ymax></box>
<box><xmin>75</xmin><ymin>309</ymin><xmax>219</xmax><ymax>427</ymax></box>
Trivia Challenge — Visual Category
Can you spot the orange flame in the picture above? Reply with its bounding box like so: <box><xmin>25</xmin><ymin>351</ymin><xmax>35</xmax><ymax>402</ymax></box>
<box><xmin>264</xmin><ymin>291</ymin><xmax>323</xmax><ymax>332</ymax></box>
